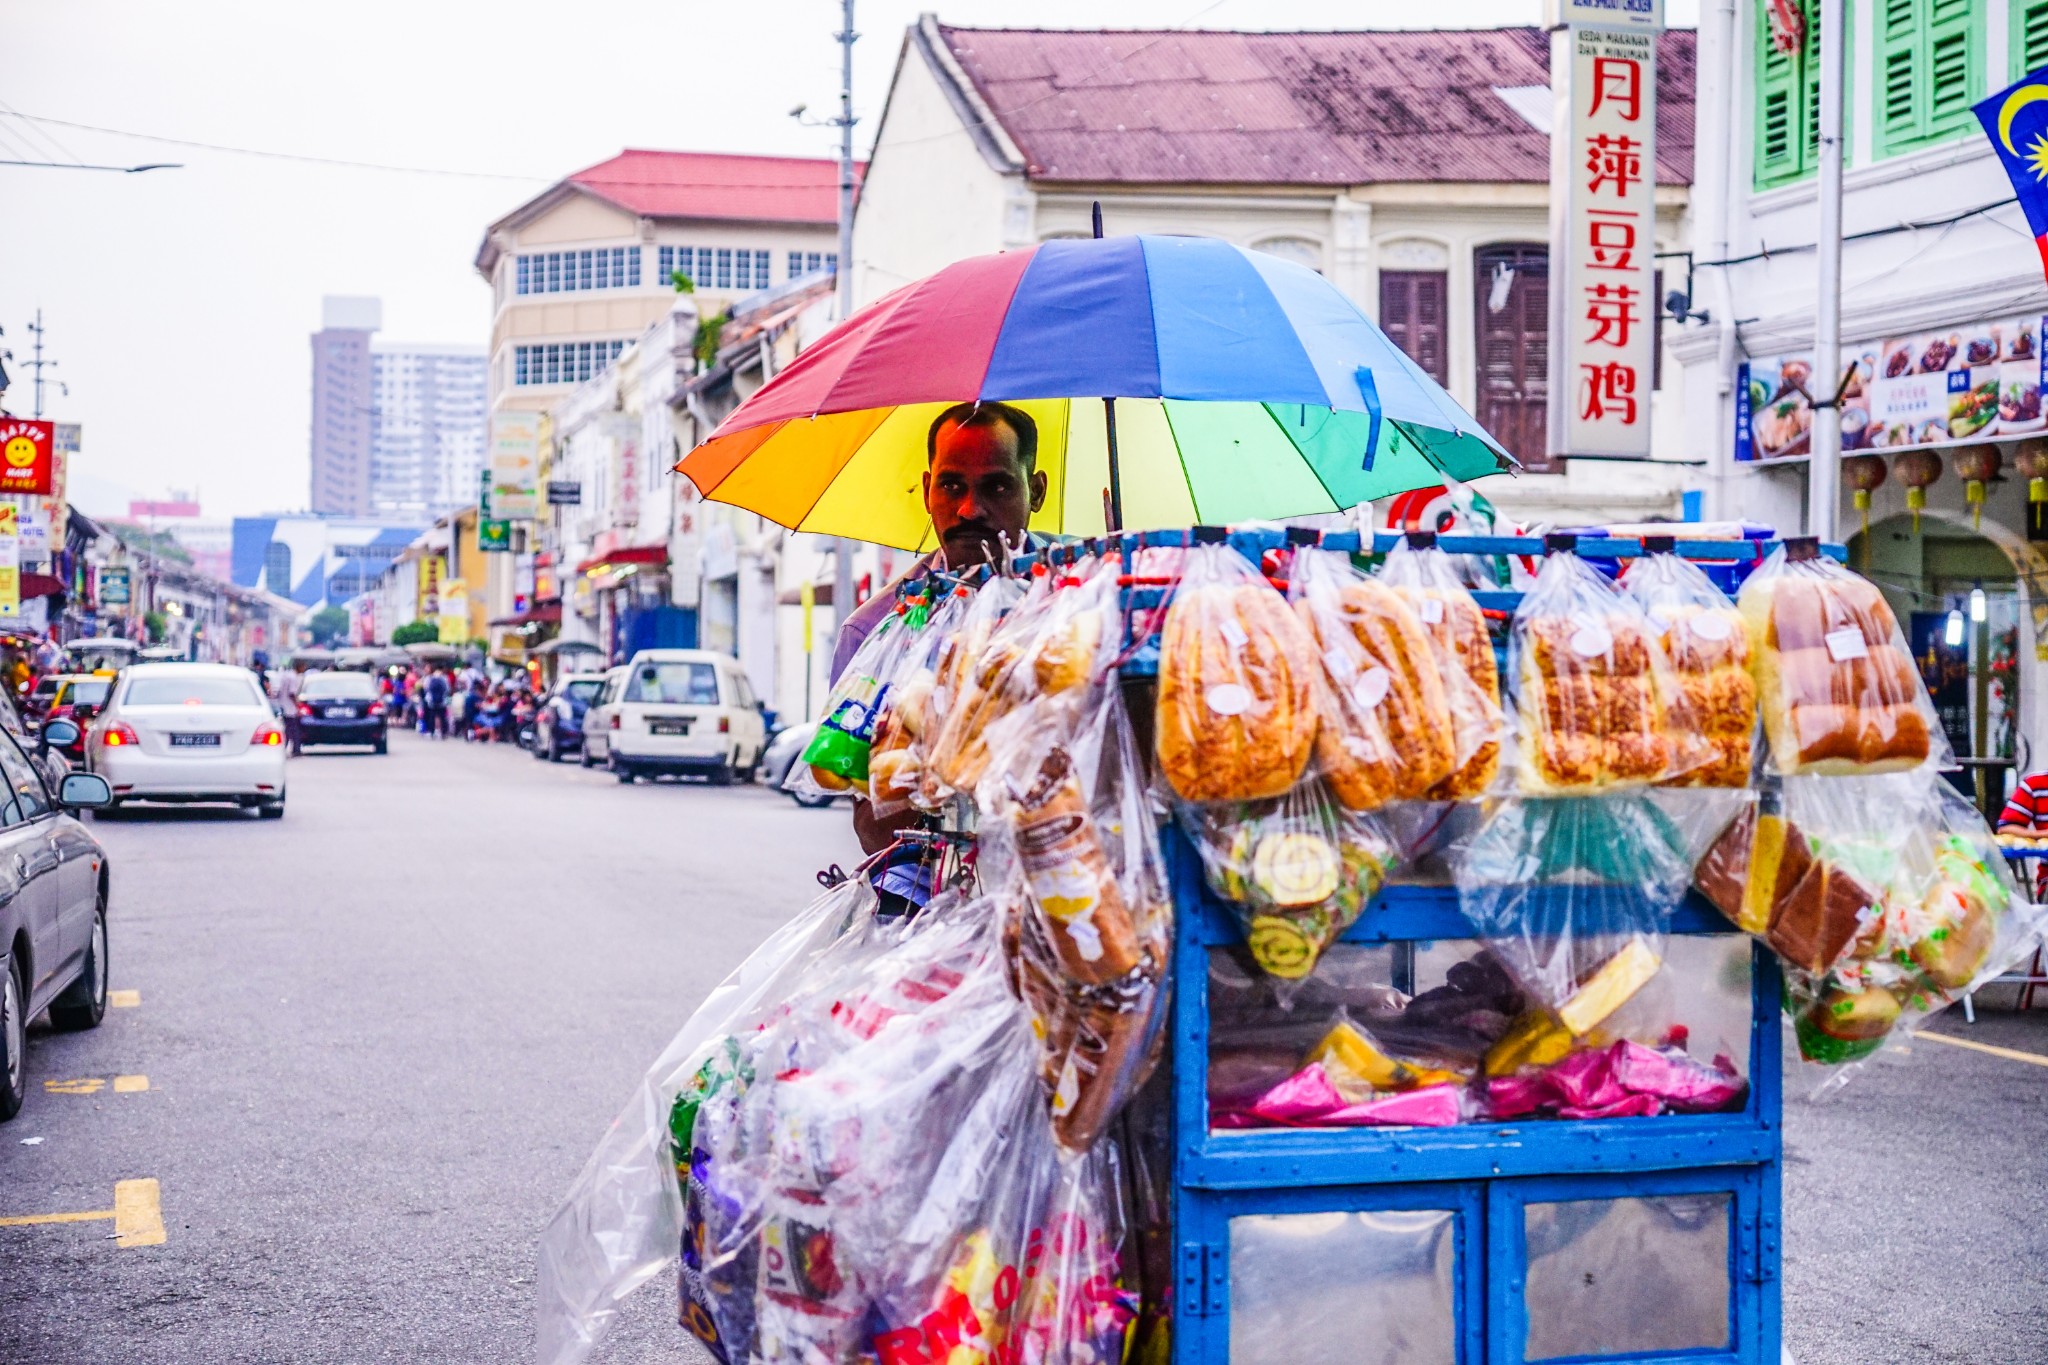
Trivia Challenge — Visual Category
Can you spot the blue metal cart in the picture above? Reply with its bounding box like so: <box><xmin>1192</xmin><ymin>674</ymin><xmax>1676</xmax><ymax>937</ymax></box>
<box><xmin>1049</xmin><ymin>526</ymin><xmax>1817</xmax><ymax>1365</ymax></box>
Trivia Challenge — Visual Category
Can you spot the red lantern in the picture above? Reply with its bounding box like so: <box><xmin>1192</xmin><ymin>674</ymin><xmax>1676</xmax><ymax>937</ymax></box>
<box><xmin>1892</xmin><ymin>449</ymin><xmax>1943</xmax><ymax>533</ymax></box>
<box><xmin>2014</xmin><ymin>439</ymin><xmax>2048</xmax><ymax>504</ymax></box>
<box><xmin>1952</xmin><ymin>446</ymin><xmax>2000</xmax><ymax>527</ymax></box>
<box><xmin>1842</xmin><ymin>454</ymin><xmax>1888</xmax><ymax>536</ymax></box>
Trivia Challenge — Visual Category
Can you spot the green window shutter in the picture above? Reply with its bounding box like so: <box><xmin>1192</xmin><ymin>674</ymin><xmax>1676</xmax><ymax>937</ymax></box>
<box><xmin>1757</xmin><ymin>1</ymin><xmax>1809</xmax><ymax>186</ymax></box>
<box><xmin>1804</xmin><ymin>0</ymin><xmax>1854</xmax><ymax>169</ymax></box>
<box><xmin>1925</xmin><ymin>0</ymin><xmax>1980</xmax><ymax>137</ymax></box>
<box><xmin>2015</xmin><ymin>0</ymin><xmax>2048</xmax><ymax>76</ymax></box>
<box><xmin>1879</xmin><ymin>0</ymin><xmax>1985</xmax><ymax>155</ymax></box>
<box><xmin>1880</xmin><ymin>0</ymin><xmax>1921</xmax><ymax>152</ymax></box>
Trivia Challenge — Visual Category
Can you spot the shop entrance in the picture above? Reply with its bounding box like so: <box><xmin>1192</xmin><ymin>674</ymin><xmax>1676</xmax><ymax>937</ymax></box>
<box><xmin>1849</xmin><ymin>513</ymin><xmax>2021</xmax><ymax>816</ymax></box>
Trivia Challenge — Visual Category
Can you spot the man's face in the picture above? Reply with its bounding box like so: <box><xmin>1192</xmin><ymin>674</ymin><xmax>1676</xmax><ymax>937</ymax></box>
<box><xmin>922</xmin><ymin>418</ymin><xmax>1047</xmax><ymax>568</ymax></box>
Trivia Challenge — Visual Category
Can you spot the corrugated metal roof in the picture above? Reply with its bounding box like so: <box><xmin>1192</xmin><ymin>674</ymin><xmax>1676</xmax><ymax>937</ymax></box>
<box><xmin>567</xmin><ymin>149</ymin><xmax>860</xmax><ymax>224</ymax></box>
<box><xmin>937</xmin><ymin>26</ymin><xmax>1695</xmax><ymax>186</ymax></box>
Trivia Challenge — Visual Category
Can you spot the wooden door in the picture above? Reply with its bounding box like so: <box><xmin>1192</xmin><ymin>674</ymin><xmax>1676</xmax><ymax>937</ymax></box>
<box><xmin>1378</xmin><ymin>270</ymin><xmax>1449</xmax><ymax>386</ymax></box>
<box><xmin>1474</xmin><ymin>244</ymin><xmax>1552</xmax><ymax>471</ymax></box>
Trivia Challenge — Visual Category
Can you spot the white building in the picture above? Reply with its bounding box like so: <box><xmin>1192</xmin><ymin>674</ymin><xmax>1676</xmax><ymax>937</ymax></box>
<box><xmin>853</xmin><ymin>18</ymin><xmax>1701</xmax><ymax>525</ymax></box>
<box><xmin>369</xmin><ymin>342</ymin><xmax>488</xmax><ymax>521</ymax></box>
<box><xmin>1676</xmin><ymin>0</ymin><xmax>2048</xmax><ymax>784</ymax></box>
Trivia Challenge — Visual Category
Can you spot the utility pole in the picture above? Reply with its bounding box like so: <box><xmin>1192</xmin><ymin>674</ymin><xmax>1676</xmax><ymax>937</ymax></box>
<box><xmin>831</xmin><ymin>0</ymin><xmax>858</xmax><ymax>636</ymax></box>
<box><xmin>1809</xmin><ymin>0</ymin><xmax>1845</xmax><ymax>540</ymax></box>
<box><xmin>24</xmin><ymin>310</ymin><xmax>61</xmax><ymax>419</ymax></box>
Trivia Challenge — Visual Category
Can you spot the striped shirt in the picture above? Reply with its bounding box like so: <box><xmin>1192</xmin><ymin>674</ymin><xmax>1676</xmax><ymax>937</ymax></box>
<box><xmin>1998</xmin><ymin>771</ymin><xmax>2048</xmax><ymax>832</ymax></box>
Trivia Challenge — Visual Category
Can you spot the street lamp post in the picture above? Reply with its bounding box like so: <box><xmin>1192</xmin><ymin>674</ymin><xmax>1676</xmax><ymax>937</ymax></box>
<box><xmin>1809</xmin><ymin>0</ymin><xmax>1846</xmax><ymax>540</ymax></box>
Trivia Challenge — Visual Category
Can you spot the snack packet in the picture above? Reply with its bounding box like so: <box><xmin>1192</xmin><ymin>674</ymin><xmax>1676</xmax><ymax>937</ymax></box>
<box><xmin>789</xmin><ymin>603</ymin><xmax>913</xmax><ymax>799</ymax></box>
<box><xmin>1736</xmin><ymin>538</ymin><xmax>1950</xmax><ymax>776</ymax></box>
<box><xmin>1156</xmin><ymin>543</ymin><xmax>1319</xmax><ymax>803</ymax></box>
<box><xmin>1509</xmin><ymin>545</ymin><xmax>1709</xmax><ymax>794</ymax></box>
<box><xmin>1375</xmin><ymin>535</ymin><xmax>1506</xmax><ymax>799</ymax></box>
<box><xmin>919</xmin><ymin>573</ymin><xmax>1039</xmax><ymax>805</ymax></box>
<box><xmin>1622</xmin><ymin>546</ymin><xmax>1757</xmax><ymax>788</ymax></box>
<box><xmin>863</xmin><ymin>585</ymin><xmax>975</xmax><ymax>817</ymax></box>
<box><xmin>1289</xmin><ymin>546</ymin><xmax>1454</xmax><ymax>810</ymax></box>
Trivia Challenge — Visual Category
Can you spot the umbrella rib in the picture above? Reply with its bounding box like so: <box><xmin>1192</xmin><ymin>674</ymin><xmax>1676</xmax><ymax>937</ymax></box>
<box><xmin>1156</xmin><ymin>402</ymin><xmax>1208</xmax><ymax>523</ymax></box>
<box><xmin>1255</xmin><ymin>401</ymin><xmax>1345</xmax><ymax>514</ymax></box>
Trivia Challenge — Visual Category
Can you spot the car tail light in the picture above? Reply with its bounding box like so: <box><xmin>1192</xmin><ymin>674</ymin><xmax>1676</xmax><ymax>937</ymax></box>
<box><xmin>369</xmin><ymin>702</ymin><xmax>386</xmax><ymax>716</ymax></box>
<box><xmin>102</xmin><ymin>722</ymin><xmax>140</xmax><ymax>748</ymax></box>
<box><xmin>609</xmin><ymin>713</ymin><xmax>620</xmax><ymax>729</ymax></box>
<box><xmin>718</xmin><ymin>717</ymin><xmax>731</xmax><ymax>733</ymax></box>
<box><xmin>297</xmin><ymin>702</ymin><xmax>314</xmax><ymax>717</ymax></box>
<box><xmin>253</xmin><ymin>723</ymin><xmax>285</xmax><ymax>747</ymax></box>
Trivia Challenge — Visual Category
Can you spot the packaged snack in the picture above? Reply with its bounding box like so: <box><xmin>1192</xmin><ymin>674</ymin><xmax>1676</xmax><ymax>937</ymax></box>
<box><xmin>790</xmin><ymin>605</ymin><xmax>912</xmax><ymax>796</ymax></box>
<box><xmin>1737</xmin><ymin>538</ymin><xmax>1947</xmax><ymax>775</ymax></box>
<box><xmin>1623</xmin><ymin>546</ymin><xmax>1757</xmax><ymax>787</ymax></box>
<box><xmin>1156</xmin><ymin>543</ymin><xmax>1319</xmax><ymax>803</ymax></box>
<box><xmin>1376</xmin><ymin>536</ymin><xmax>1506</xmax><ymax>799</ymax></box>
<box><xmin>1289</xmin><ymin>546</ymin><xmax>1455</xmax><ymax>810</ymax></box>
<box><xmin>1509</xmin><ymin>545</ymin><xmax>1708</xmax><ymax>794</ymax></box>
<box><xmin>1179</xmin><ymin>778</ymin><xmax>1395</xmax><ymax>982</ymax></box>
<box><xmin>863</xmin><ymin>586</ymin><xmax>975</xmax><ymax>817</ymax></box>
<box><xmin>921</xmin><ymin>574</ymin><xmax>1044</xmax><ymax>803</ymax></box>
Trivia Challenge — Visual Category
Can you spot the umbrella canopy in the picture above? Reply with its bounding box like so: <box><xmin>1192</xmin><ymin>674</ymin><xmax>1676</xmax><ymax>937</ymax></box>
<box><xmin>678</xmin><ymin>234</ymin><xmax>1511</xmax><ymax>551</ymax></box>
<box><xmin>402</xmin><ymin>642</ymin><xmax>459</xmax><ymax>664</ymax></box>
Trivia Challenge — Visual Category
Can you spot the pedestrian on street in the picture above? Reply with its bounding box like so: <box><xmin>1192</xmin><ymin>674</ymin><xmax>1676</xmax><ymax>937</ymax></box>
<box><xmin>275</xmin><ymin>659</ymin><xmax>308</xmax><ymax>755</ymax></box>
<box><xmin>422</xmin><ymin>668</ymin><xmax>450</xmax><ymax>739</ymax></box>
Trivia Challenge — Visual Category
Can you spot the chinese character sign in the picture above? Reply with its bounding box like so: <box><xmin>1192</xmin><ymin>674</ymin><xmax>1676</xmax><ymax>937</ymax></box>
<box><xmin>0</xmin><ymin>512</ymin><xmax>23</xmax><ymax>620</ymax></box>
<box><xmin>0</xmin><ymin>419</ymin><xmax>55</xmax><ymax>497</ymax></box>
<box><xmin>1550</xmin><ymin>25</ymin><xmax>1658</xmax><ymax>457</ymax></box>
<box><xmin>418</xmin><ymin>553</ymin><xmax>445</xmax><ymax>618</ymax></box>
<box><xmin>489</xmin><ymin>412</ymin><xmax>541</xmax><ymax>522</ymax></box>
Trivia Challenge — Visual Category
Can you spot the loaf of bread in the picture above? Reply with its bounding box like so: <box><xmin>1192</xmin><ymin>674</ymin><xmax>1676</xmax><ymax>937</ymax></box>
<box><xmin>1740</xmin><ymin>556</ymin><xmax>1934</xmax><ymax>775</ymax></box>
<box><xmin>1377</xmin><ymin>547</ymin><xmax>1505</xmax><ymax>800</ymax></box>
<box><xmin>1157</xmin><ymin>557</ymin><xmax>1319</xmax><ymax>803</ymax></box>
<box><xmin>1516</xmin><ymin>602</ymin><xmax>1679</xmax><ymax>793</ymax></box>
<box><xmin>1008</xmin><ymin>747</ymin><xmax>1144</xmax><ymax>985</ymax></box>
<box><xmin>1292</xmin><ymin>560</ymin><xmax>1455</xmax><ymax>810</ymax></box>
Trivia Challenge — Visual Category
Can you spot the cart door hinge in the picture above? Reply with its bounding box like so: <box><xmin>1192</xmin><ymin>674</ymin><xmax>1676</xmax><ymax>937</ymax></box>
<box><xmin>1178</xmin><ymin>1243</ymin><xmax>1228</xmax><ymax>1317</ymax></box>
<box><xmin>1739</xmin><ymin>1208</ymin><xmax>1778</xmax><ymax>1284</ymax></box>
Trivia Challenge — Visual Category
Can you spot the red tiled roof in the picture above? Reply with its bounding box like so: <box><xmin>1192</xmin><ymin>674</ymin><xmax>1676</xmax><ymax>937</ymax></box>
<box><xmin>936</xmin><ymin>26</ymin><xmax>1695</xmax><ymax>187</ymax></box>
<box><xmin>567</xmin><ymin>149</ymin><xmax>862</xmax><ymax>224</ymax></box>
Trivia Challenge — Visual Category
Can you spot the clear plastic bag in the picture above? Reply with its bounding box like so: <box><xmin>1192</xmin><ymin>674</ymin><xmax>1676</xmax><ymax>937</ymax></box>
<box><xmin>972</xmin><ymin>555</ymin><xmax>1124</xmax><ymax>808</ymax></box>
<box><xmin>1374</xmin><ymin>537</ymin><xmax>1506</xmax><ymax>800</ymax></box>
<box><xmin>537</xmin><ymin>876</ymin><xmax>883</xmax><ymax>1365</ymax></box>
<box><xmin>1454</xmin><ymin>794</ymin><xmax>1702</xmax><ymax>1019</ymax></box>
<box><xmin>918</xmin><ymin>573</ymin><xmax>1038</xmax><ymax>806</ymax></box>
<box><xmin>1736</xmin><ymin>539</ymin><xmax>1951</xmax><ymax>776</ymax></box>
<box><xmin>1179</xmin><ymin>777</ymin><xmax>1396</xmax><ymax>982</ymax></box>
<box><xmin>1510</xmin><ymin>546</ymin><xmax>1710</xmax><ymax>794</ymax></box>
<box><xmin>1622</xmin><ymin>549</ymin><xmax>1757</xmax><ymax>788</ymax></box>
<box><xmin>1289</xmin><ymin>546</ymin><xmax>1454</xmax><ymax>810</ymax></box>
<box><xmin>1155</xmin><ymin>543</ymin><xmax>1320</xmax><ymax>803</ymax></box>
<box><xmin>863</xmin><ymin>586</ymin><xmax>975</xmax><ymax>818</ymax></box>
<box><xmin>790</xmin><ymin>605</ymin><xmax>914</xmax><ymax>800</ymax></box>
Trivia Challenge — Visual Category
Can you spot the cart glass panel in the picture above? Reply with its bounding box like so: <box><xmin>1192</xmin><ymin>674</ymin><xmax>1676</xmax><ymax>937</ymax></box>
<box><xmin>1208</xmin><ymin>936</ymin><xmax>1752</xmax><ymax>1130</ymax></box>
<box><xmin>1522</xmin><ymin>1192</ymin><xmax>1733</xmax><ymax>1359</ymax></box>
<box><xmin>1228</xmin><ymin>1207</ymin><xmax>1458</xmax><ymax>1364</ymax></box>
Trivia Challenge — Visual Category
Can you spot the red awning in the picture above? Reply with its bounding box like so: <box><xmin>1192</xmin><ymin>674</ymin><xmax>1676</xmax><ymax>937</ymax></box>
<box><xmin>575</xmin><ymin>544</ymin><xmax>667</xmax><ymax>574</ymax></box>
<box><xmin>489</xmin><ymin>602</ymin><xmax>564</xmax><ymax>628</ymax></box>
<box><xmin>22</xmin><ymin>573</ymin><xmax>65</xmax><ymax>600</ymax></box>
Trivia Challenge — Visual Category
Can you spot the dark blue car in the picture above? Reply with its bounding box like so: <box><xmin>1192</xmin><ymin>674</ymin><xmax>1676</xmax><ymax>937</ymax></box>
<box><xmin>529</xmin><ymin>673</ymin><xmax>609</xmax><ymax>763</ymax></box>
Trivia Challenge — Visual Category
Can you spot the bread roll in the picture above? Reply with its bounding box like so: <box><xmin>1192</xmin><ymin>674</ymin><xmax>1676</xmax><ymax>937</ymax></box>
<box><xmin>1297</xmin><ymin>576</ymin><xmax>1454</xmax><ymax>810</ymax></box>
<box><xmin>1384</xmin><ymin>580</ymin><xmax>1501</xmax><ymax>800</ymax></box>
<box><xmin>1010</xmin><ymin>747</ymin><xmax>1143</xmax><ymax>985</ymax></box>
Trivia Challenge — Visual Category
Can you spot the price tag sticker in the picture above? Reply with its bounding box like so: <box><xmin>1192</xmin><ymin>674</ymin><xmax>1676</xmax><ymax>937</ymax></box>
<box><xmin>1570</xmin><ymin>622</ymin><xmax>1614</xmax><ymax>658</ymax></box>
<box><xmin>1689</xmin><ymin>612</ymin><xmax>1734</xmax><ymax>642</ymax></box>
<box><xmin>1219</xmin><ymin>618</ymin><xmax>1249</xmax><ymax>649</ymax></box>
<box><xmin>1206</xmin><ymin>683</ymin><xmax>1252</xmax><ymax>716</ymax></box>
<box><xmin>1321</xmin><ymin>647</ymin><xmax>1358</xmax><ymax>681</ymax></box>
<box><xmin>1824</xmin><ymin>627</ymin><xmax>1869</xmax><ymax>662</ymax></box>
<box><xmin>1353</xmin><ymin>667</ymin><xmax>1392</xmax><ymax>710</ymax></box>
<box><xmin>1419</xmin><ymin>598</ymin><xmax>1446</xmax><ymax>625</ymax></box>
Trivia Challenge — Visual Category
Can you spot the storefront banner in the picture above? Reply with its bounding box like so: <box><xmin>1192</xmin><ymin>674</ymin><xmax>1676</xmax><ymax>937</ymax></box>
<box><xmin>489</xmin><ymin>413</ymin><xmax>541</xmax><ymax>521</ymax></box>
<box><xmin>547</xmin><ymin>481</ymin><xmax>581</xmax><ymax>506</ymax></box>
<box><xmin>438</xmin><ymin>577</ymin><xmax>468</xmax><ymax>645</ymax></box>
<box><xmin>1549</xmin><ymin>20</ymin><xmax>1659</xmax><ymax>457</ymax></box>
<box><xmin>17</xmin><ymin>508</ymin><xmax>50</xmax><ymax>561</ymax></box>
<box><xmin>49</xmin><ymin>424</ymin><xmax>76</xmax><ymax>546</ymax></box>
<box><xmin>1740</xmin><ymin>315</ymin><xmax>2047</xmax><ymax>460</ymax></box>
<box><xmin>479</xmin><ymin>520</ymin><xmax>512</xmax><ymax>552</ymax></box>
<box><xmin>100</xmin><ymin>566</ymin><xmax>131</xmax><ymax>607</ymax></box>
<box><xmin>0</xmin><ymin>419</ymin><xmax>55</xmax><ymax>497</ymax></box>
<box><xmin>418</xmin><ymin>553</ymin><xmax>445</xmax><ymax>617</ymax></box>
<box><xmin>0</xmin><ymin>514</ymin><xmax>22</xmax><ymax>619</ymax></box>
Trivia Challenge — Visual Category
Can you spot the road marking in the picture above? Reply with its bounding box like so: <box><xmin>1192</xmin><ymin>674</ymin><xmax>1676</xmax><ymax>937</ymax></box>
<box><xmin>1917</xmin><ymin>1030</ymin><xmax>2048</xmax><ymax>1069</ymax></box>
<box><xmin>108</xmin><ymin>990</ymin><xmax>140</xmax><ymax>1008</ymax></box>
<box><xmin>112</xmin><ymin>1075</ymin><xmax>148</xmax><ymax>1093</ymax></box>
<box><xmin>0</xmin><ymin>1179</ymin><xmax>165</xmax><ymax>1248</ymax></box>
<box><xmin>44</xmin><ymin>1078</ymin><xmax>103</xmax><ymax>1095</ymax></box>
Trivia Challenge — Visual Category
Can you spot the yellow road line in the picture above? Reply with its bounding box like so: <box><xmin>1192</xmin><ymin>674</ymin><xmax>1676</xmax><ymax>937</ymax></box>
<box><xmin>1917</xmin><ymin>1030</ymin><xmax>2048</xmax><ymax>1069</ymax></box>
<box><xmin>108</xmin><ymin>990</ymin><xmax>140</xmax><ymax>1008</ymax></box>
<box><xmin>0</xmin><ymin>1178</ymin><xmax>163</xmax><ymax>1248</ymax></box>
<box><xmin>112</xmin><ymin>1075</ymin><xmax>148</xmax><ymax>1093</ymax></box>
<box><xmin>113</xmin><ymin>1179</ymin><xmax>164</xmax><ymax>1247</ymax></box>
<box><xmin>0</xmin><ymin>1208</ymin><xmax>112</xmax><ymax>1228</ymax></box>
<box><xmin>44</xmin><ymin>1078</ymin><xmax>103</xmax><ymax>1095</ymax></box>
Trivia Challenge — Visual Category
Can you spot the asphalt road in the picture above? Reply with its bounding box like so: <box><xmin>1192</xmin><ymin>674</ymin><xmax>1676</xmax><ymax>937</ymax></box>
<box><xmin>0</xmin><ymin>732</ymin><xmax>2043</xmax><ymax>1363</ymax></box>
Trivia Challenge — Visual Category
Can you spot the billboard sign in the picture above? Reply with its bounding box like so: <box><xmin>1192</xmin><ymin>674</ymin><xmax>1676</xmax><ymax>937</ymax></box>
<box><xmin>488</xmin><ymin>412</ymin><xmax>541</xmax><ymax>521</ymax></box>
<box><xmin>0</xmin><ymin>418</ymin><xmax>55</xmax><ymax>497</ymax></box>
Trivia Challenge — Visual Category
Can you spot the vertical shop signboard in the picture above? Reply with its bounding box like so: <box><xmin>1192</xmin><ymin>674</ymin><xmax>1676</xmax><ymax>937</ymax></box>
<box><xmin>1548</xmin><ymin>0</ymin><xmax>1661</xmax><ymax>459</ymax></box>
<box><xmin>418</xmin><ymin>553</ymin><xmax>445</xmax><ymax>618</ymax></box>
<box><xmin>0</xmin><ymin>505</ymin><xmax>22</xmax><ymax>619</ymax></box>
<box><xmin>489</xmin><ymin>412</ymin><xmax>541</xmax><ymax>522</ymax></box>
<box><xmin>49</xmin><ymin>424</ymin><xmax>76</xmax><ymax>548</ymax></box>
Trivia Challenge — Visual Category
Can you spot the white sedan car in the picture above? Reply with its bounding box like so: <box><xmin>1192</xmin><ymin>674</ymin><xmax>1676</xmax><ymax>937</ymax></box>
<box><xmin>86</xmin><ymin>663</ymin><xmax>288</xmax><ymax>818</ymax></box>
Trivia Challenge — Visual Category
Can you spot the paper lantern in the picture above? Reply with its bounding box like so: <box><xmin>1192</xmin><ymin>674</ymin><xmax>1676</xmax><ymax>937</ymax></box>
<box><xmin>1842</xmin><ymin>454</ymin><xmax>1888</xmax><ymax>536</ymax></box>
<box><xmin>2014</xmin><ymin>439</ymin><xmax>2048</xmax><ymax>504</ymax></box>
<box><xmin>1953</xmin><ymin>446</ymin><xmax>2000</xmax><ymax>527</ymax></box>
<box><xmin>1892</xmin><ymin>449</ymin><xmax>1943</xmax><ymax>533</ymax></box>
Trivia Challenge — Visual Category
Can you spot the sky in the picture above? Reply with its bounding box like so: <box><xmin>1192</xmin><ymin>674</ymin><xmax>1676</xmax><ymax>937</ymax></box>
<box><xmin>0</xmin><ymin>0</ymin><xmax>1700</xmax><ymax>523</ymax></box>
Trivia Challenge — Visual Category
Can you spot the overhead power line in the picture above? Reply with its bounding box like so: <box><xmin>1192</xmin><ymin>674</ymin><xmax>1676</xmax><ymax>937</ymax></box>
<box><xmin>0</xmin><ymin>159</ymin><xmax>180</xmax><ymax>172</ymax></box>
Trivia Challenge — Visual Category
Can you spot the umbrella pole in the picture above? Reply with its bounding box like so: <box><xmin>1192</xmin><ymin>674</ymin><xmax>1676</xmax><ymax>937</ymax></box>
<box><xmin>1103</xmin><ymin>396</ymin><xmax>1124</xmax><ymax>532</ymax></box>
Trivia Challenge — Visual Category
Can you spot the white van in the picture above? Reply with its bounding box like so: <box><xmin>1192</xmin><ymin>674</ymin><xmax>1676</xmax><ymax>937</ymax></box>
<box><xmin>580</xmin><ymin>650</ymin><xmax>767</xmax><ymax>785</ymax></box>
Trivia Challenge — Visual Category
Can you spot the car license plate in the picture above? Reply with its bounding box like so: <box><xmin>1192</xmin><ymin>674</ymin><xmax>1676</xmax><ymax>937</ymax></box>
<box><xmin>169</xmin><ymin>733</ymin><xmax>221</xmax><ymax>748</ymax></box>
<box><xmin>650</xmin><ymin>720</ymin><xmax>691</xmax><ymax>736</ymax></box>
<box><xmin>324</xmin><ymin>706</ymin><xmax>353</xmax><ymax>718</ymax></box>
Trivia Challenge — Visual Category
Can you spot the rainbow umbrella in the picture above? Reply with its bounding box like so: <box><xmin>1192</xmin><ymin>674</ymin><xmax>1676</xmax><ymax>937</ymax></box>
<box><xmin>677</xmin><ymin>234</ymin><xmax>1512</xmax><ymax>551</ymax></box>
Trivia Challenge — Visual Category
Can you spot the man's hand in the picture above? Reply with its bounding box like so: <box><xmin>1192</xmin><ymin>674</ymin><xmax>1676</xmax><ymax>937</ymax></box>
<box><xmin>852</xmin><ymin>796</ymin><xmax>924</xmax><ymax>855</ymax></box>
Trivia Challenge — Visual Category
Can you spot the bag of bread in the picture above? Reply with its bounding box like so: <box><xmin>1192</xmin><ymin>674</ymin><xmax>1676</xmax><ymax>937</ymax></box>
<box><xmin>1375</xmin><ymin>535</ymin><xmax>1506</xmax><ymax>799</ymax></box>
<box><xmin>1622</xmin><ymin>545</ymin><xmax>1757</xmax><ymax>788</ymax></box>
<box><xmin>1455</xmin><ymin>793</ymin><xmax>1697</xmax><ymax>1018</ymax></box>
<box><xmin>1737</xmin><ymin>537</ymin><xmax>1950</xmax><ymax>776</ymax></box>
<box><xmin>919</xmin><ymin>573</ymin><xmax>1045</xmax><ymax>806</ymax></box>
<box><xmin>973</xmin><ymin>555</ymin><xmax>1123</xmax><ymax>807</ymax></box>
<box><xmin>789</xmin><ymin>600</ymin><xmax>917</xmax><ymax>800</ymax></box>
<box><xmin>1178</xmin><ymin>777</ymin><xmax>1396</xmax><ymax>984</ymax></box>
<box><xmin>862</xmin><ymin>585</ymin><xmax>975</xmax><ymax>818</ymax></box>
<box><xmin>1156</xmin><ymin>543</ymin><xmax>1319</xmax><ymax>803</ymax></box>
<box><xmin>1288</xmin><ymin>546</ymin><xmax>1454</xmax><ymax>810</ymax></box>
<box><xmin>979</xmin><ymin>678</ymin><xmax>1171</xmax><ymax>1151</ymax></box>
<box><xmin>1510</xmin><ymin>543</ymin><xmax>1709</xmax><ymax>793</ymax></box>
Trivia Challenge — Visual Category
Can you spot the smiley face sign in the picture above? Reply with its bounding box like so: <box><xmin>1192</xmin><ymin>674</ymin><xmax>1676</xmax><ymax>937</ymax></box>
<box><xmin>0</xmin><ymin>420</ymin><xmax>53</xmax><ymax>496</ymax></box>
